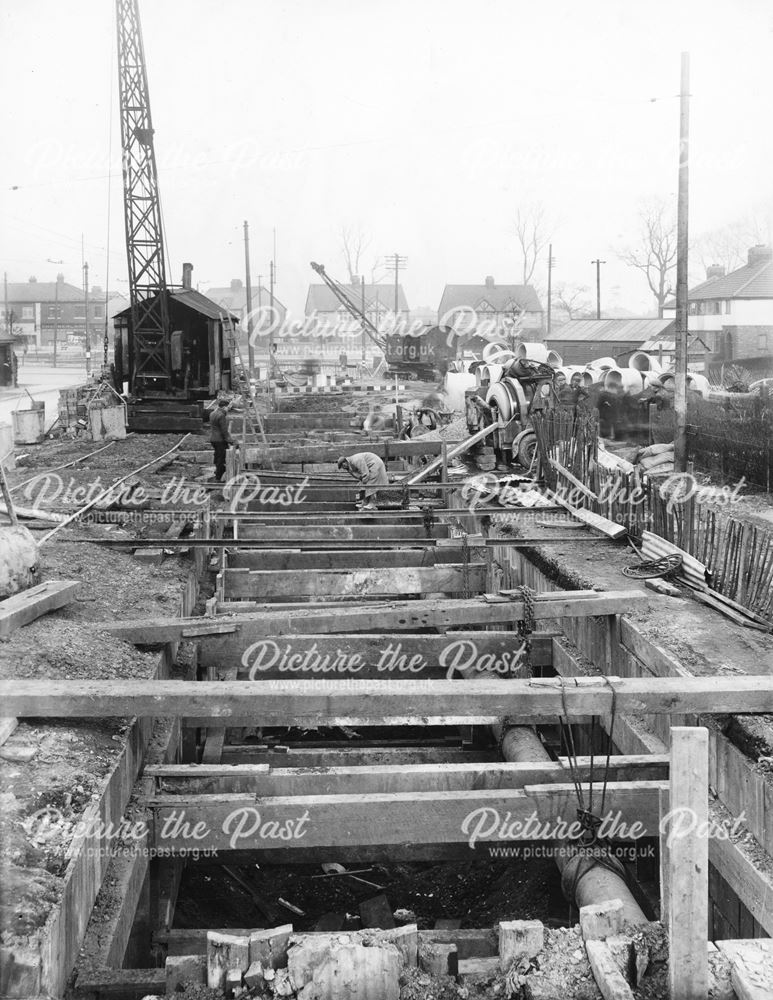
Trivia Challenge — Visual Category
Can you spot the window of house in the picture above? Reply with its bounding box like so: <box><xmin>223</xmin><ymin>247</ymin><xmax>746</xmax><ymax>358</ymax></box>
<box><xmin>688</xmin><ymin>302</ymin><xmax>698</xmax><ymax>315</ymax></box>
<box><xmin>758</xmin><ymin>333</ymin><xmax>769</xmax><ymax>351</ymax></box>
<box><xmin>22</xmin><ymin>306</ymin><xmax>33</xmax><ymax>320</ymax></box>
<box><xmin>711</xmin><ymin>301</ymin><xmax>721</xmax><ymax>315</ymax></box>
<box><xmin>724</xmin><ymin>300</ymin><xmax>732</xmax><ymax>314</ymax></box>
<box><xmin>93</xmin><ymin>304</ymin><xmax>104</xmax><ymax>318</ymax></box>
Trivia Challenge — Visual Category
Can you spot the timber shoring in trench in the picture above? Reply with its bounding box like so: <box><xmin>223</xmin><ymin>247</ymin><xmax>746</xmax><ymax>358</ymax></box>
<box><xmin>16</xmin><ymin>421</ymin><xmax>768</xmax><ymax>1000</ymax></box>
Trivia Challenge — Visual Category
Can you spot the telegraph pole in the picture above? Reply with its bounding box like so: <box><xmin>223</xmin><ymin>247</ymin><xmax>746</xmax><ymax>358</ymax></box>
<box><xmin>53</xmin><ymin>279</ymin><xmax>59</xmax><ymax>368</ymax></box>
<box><xmin>674</xmin><ymin>52</ymin><xmax>691</xmax><ymax>474</ymax></box>
<box><xmin>384</xmin><ymin>253</ymin><xmax>407</xmax><ymax>320</ymax></box>
<box><xmin>546</xmin><ymin>245</ymin><xmax>556</xmax><ymax>335</ymax></box>
<box><xmin>243</xmin><ymin>221</ymin><xmax>255</xmax><ymax>375</ymax></box>
<box><xmin>591</xmin><ymin>259</ymin><xmax>606</xmax><ymax>319</ymax></box>
<box><xmin>3</xmin><ymin>272</ymin><xmax>8</xmax><ymax>338</ymax></box>
<box><xmin>83</xmin><ymin>261</ymin><xmax>91</xmax><ymax>375</ymax></box>
<box><xmin>361</xmin><ymin>276</ymin><xmax>366</xmax><ymax>361</ymax></box>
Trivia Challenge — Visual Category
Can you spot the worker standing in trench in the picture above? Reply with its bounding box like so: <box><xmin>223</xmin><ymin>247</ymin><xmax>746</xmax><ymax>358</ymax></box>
<box><xmin>337</xmin><ymin>452</ymin><xmax>389</xmax><ymax>510</ymax></box>
<box><xmin>209</xmin><ymin>393</ymin><xmax>234</xmax><ymax>483</ymax></box>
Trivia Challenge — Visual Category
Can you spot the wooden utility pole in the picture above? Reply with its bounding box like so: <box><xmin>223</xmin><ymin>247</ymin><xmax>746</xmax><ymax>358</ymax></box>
<box><xmin>361</xmin><ymin>276</ymin><xmax>366</xmax><ymax>361</ymax></box>
<box><xmin>674</xmin><ymin>52</ymin><xmax>691</xmax><ymax>473</ymax></box>
<box><xmin>83</xmin><ymin>261</ymin><xmax>91</xmax><ymax>376</ymax></box>
<box><xmin>53</xmin><ymin>278</ymin><xmax>59</xmax><ymax>368</ymax></box>
<box><xmin>591</xmin><ymin>259</ymin><xmax>606</xmax><ymax>319</ymax></box>
<box><xmin>3</xmin><ymin>272</ymin><xmax>8</xmax><ymax>339</ymax></box>
<box><xmin>546</xmin><ymin>244</ymin><xmax>554</xmax><ymax>335</ymax></box>
<box><xmin>243</xmin><ymin>221</ymin><xmax>255</xmax><ymax>376</ymax></box>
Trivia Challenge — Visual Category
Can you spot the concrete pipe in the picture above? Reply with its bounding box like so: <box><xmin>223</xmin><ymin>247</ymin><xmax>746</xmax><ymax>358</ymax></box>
<box><xmin>586</xmin><ymin>357</ymin><xmax>617</xmax><ymax>372</ymax></box>
<box><xmin>516</xmin><ymin>342</ymin><xmax>549</xmax><ymax>364</ymax></box>
<box><xmin>495</xmin><ymin>723</ymin><xmax>648</xmax><ymax>925</ymax></box>
<box><xmin>483</xmin><ymin>342</ymin><xmax>514</xmax><ymax>363</ymax></box>
<box><xmin>476</xmin><ymin>363</ymin><xmax>505</xmax><ymax>387</ymax></box>
<box><xmin>602</xmin><ymin>368</ymin><xmax>645</xmax><ymax>393</ymax></box>
<box><xmin>546</xmin><ymin>349</ymin><xmax>563</xmax><ymax>368</ymax></box>
<box><xmin>686</xmin><ymin>373</ymin><xmax>710</xmax><ymax>398</ymax></box>
<box><xmin>629</xmin><ymin>352</ymin><xmax>663</xmax><ymax>374</ymax></box>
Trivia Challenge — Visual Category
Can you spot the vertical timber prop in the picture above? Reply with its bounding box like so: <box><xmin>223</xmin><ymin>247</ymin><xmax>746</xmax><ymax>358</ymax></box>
<box><xmin>662</xmin><ymin>726</ymin><xmax>709</xmax><ymax>999</ymax></box>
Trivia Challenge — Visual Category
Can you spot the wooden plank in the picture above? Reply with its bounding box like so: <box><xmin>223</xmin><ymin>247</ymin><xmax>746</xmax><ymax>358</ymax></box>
<box><xmin>221</xmin><ymin>565</ymin><xmax>487</xmax><ymax>599</ymax></box>
<box><xmin>221</xmin><ymin>746</ymin><xmax>499</xmax><ymax>766</ymax></box>
<box><xmin>74</xmin><ymin>967</ymin><xmax>166</xmax><ymax>998</ymax></box>
<box><xmin>220</xmin><ymin>631</ymin><xmax>553</xmax><ymax>678</ymax></box>
<box><xmin>100</xmin><ymin>590</ymin><xmax>649</xmax><ymax>644</ymax></box>
<box><xmin>227</xmin><ymin>548</ymin><xmax>468</xmax><ymax>570</ymax></box>
<box><xmin>667</xmin><ymin>727</ymin><xmax>709</xmax><ymax>1000</ymax></box>
<box><xmin>147</xmin><ymin>781</ymin><xmax>663</xmax><ymax>853</ymax></box>
<box><xmin>248</xmin><ymin>440</ymin><xmax>446</xmax><ymax>464</ymax></box>
<box><xmin>0</xmin><ymin>580</ymin><xmax>80</xmax><ymax>637</ymax></box>
<box><xmin>4</xmin><ymin>676</ymin><xmax>771</xmax><ymax>725</ymax></box>
<box><xmin>585</xmin><ymin>940</ymin><xmax>635</xmax><ymax>1000</ymax></box>
<box><xmin>235</xmin><ymin>523</ymin><xmax>450</xmax><ymax>541</ymax></box>
<box><xmin>146</xmin><ymin>755</ymin><xmax>669</xmax><ymax>796</ymax></box>
<box><xmin>0</xmin><ymin>717</ymin><xmax>18</xmax><ymax>747</ymax></box>
<box><xmin>550</xmin><ymin>498</ymin><xmax>627</xmax><ymax>539</ymax></box>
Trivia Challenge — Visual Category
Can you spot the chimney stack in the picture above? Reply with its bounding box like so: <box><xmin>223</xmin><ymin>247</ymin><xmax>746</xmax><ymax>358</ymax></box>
<box><xmin>485</xmin><ymin>276</ymin><xmax>495</xmax><ymax>289</ymax></box>
<box><xmin>182</xmin><ymin>263</ymin><xmax>193</xmax><ymax>289</ymax></box>
<box><xmin>230</xmin><ymin>278</ymin><xmax>243</xmax><ymax>291</ymax></box>
<box><xmin>706</xmin><ymin>264</ymin><xmax>725</xmax><ymax>279</ymax></box>
<box><xmin>747</xmin><ymin>245</ymin><xmax>773</xmax><ymax>266</ymax></box>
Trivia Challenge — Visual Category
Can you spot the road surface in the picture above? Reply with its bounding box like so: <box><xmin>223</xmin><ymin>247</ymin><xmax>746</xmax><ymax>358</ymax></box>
<box><xmin>0</xmin><ymin>364</ymin><xmax>88</xmax><ymax>429</ymax></box>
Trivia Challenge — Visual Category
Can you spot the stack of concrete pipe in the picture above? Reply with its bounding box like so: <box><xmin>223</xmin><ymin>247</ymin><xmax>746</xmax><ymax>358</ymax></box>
<box><xmin>473</xmin><ymin>341</ymin><xmax>709</xmax><ymax>403</ymax></box>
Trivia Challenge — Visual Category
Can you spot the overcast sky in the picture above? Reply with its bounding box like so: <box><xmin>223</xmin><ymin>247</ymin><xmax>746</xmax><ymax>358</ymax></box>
<box><xmin>1</xmin><ymin>0</ymin><xmax>772</xmax><ymax>317</ymax></box>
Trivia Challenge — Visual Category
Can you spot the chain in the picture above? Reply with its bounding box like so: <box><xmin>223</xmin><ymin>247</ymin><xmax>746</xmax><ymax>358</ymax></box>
<box><xmin>462</xmin><ymin>533</ymin><xmax>471</xmax><ymax>599</ymax></box>
<box><xmin>515</xmin><ymin>585</ymin><xmax>535</xmax><ymax>675</ymax></box>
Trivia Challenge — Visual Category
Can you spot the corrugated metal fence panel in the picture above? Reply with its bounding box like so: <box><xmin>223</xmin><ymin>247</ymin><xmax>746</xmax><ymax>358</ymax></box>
<box><xmin>640</xmin><ymin>530</ymin><xmax>708</xmax><ymax>589</ymax></box>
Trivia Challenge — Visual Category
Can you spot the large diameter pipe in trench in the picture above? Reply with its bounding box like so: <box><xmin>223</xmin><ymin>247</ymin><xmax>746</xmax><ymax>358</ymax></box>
<box><xmin>496</xmin><ymin>724</ymin><xmax>648</xmax><ymax>925</ymax></box>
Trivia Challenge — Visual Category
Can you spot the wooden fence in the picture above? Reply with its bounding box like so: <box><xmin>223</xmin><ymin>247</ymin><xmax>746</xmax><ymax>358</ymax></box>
<box><xmin>532</xmin><ymin>410</ymin><xmax>773</xmax><ymax>622</ymax></box>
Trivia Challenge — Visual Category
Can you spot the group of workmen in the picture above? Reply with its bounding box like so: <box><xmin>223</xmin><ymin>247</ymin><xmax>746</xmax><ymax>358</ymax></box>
<box><xmin>209</xmin><ymin>392</ymin><xmax>389</xmax><ymax>509</ymax></box>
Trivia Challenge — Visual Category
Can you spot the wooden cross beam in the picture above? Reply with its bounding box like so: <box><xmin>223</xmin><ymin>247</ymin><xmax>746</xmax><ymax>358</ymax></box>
<box><xmin>200</xmin><ymin>630</ymin><xmax>554</xmax><ymax>676</ymax></box>
<box><xmin>220</xmin><ymin>565</ymin><xmax>488</xmax><ymax>600</ymax></box>
<box><xmin>234</xmin><ymin>523</ymin><xmax>452</xmax><ymax>541</ymax></box>
<box><xmin>225</xmin><ymin>548</ymin><xmax>480</xmax><ymax>570</ymax></box>
<box><xmin>2</xmin><ymin>676</ymin><xmax>770</xmax><ymax>725</ymax></box>
<box><xmin>99</xmin><ymin>590</ymin><xmax>648</xmax><ymax>644</ymax></box>
<box><xmin>145</xmin><ymin>781</ymin><xmax>664</xmax><ymax>853</ymax></box>
<box><xmin>145</xmin><ymin>754</ymin><xmax>670</xmax><ymax>796</ymax></box>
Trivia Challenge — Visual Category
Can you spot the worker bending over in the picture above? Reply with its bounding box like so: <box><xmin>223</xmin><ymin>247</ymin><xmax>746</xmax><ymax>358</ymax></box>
<box><xmin>337</xmin><ymin>452</ymin><xmax>389</xmax><ymax>510</ymax></box>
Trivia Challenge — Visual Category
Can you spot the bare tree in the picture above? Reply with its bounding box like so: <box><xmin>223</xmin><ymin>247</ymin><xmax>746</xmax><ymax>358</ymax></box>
<box><xmin>553</xmin><ymin>282</ymin><xmax>594</xmax><ymax>321</ymax></box>
<box><xmin>514</xmin><ymin>204</ymin><xmax>551</xmax><ymax>286</ymax></box>
<box><xmin>618</xmin><ymin>200</ymin><xmax>677</xmax><ymax>317</ymax></box>
<box><xmin>694</xmin><ymin>211</ymin><xmax>772</xmax><ymax>276</ymax></box>
<box><xmin>340</xmin><ymin>225</ymin><xmax>371</xmax><ymax>284</ymax></box>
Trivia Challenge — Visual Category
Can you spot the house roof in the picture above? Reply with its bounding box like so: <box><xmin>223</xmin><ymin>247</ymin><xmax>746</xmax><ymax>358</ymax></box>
<box><xmin>206</xmin><ymin>283</ymin><xmax>286</xmax><ymax>316</ymax></box>
<box><xmin>665</xmin><ymin>248</ymin><xmax>773</xmax><ymax>306</ymax></box>
<box><xmin>305</xmin><ymin>283</ymin><xmax>409</xmax><ymax>315</ymax></box>
<box><xmin>112</xmin><ymin>288</ymin><xmax>239</xmax><ymax>322</ymax></box>
<box><xmin>6</xmin><ymin>281</ymin><xmax>84</xmax><ymax>303</ymax></box>
<box><xmin>546</xmin><ymin>318</ymin><xmax>675</xmax><ymax>343</ymax></box>
<box><xmin>438</xmin><ymin>282</ymin><xmax>543</xmax><ymax>317</ymax></box>
<box><xmin>640</xmin><ymin>336</ymin><xmax>711</xmax><ymax>353</ymax></box>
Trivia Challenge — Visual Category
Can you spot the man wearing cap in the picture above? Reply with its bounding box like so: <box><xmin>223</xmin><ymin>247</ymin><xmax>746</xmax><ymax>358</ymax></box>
<box><xmin>337</xmin><ymin>452</ymin><xmax>389</xmax><ymax>510</ymax></box>
<box><xmin>210</xmin><ymin>394</ymin><xmax>233</xmax><ymax>482</ymax></box>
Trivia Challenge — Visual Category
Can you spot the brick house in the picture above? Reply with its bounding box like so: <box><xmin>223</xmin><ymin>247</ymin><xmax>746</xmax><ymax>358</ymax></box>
<box><xmin>664</xmin><ymin>245</ymin><xmax>773</xmax><ymax>371</ymax></box>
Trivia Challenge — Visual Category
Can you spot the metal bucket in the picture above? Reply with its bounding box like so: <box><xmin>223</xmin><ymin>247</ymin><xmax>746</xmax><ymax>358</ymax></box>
<box><xmin>12</xmin><ymin>403</ymin><xmax>45</xmax><ymax>444</ymax></box>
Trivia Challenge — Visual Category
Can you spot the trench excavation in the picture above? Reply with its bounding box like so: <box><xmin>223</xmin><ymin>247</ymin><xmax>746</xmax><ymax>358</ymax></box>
<box><xmin>2</xmin><ymin>407</ymin><xmax>772</xmax><ymax>1000</ymax></box>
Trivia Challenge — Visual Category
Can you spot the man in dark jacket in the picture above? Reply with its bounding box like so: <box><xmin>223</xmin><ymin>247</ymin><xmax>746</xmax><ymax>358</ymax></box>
<box><xmin>210</xmin><ymin>394</ymin><xmax>233</xmax><ymax>482</ymax></box>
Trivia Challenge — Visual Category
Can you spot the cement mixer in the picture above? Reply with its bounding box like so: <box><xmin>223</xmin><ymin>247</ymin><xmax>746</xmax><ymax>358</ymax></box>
<box><xmin>466</xmin><ymin>354</ymin><xmax>556</xmax><ymax>469</ymax></box>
